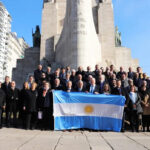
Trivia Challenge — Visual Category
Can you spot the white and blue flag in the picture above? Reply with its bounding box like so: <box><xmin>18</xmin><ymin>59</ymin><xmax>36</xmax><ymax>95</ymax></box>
<box><xmin>53</xmin><ymin>91</ymin><xmax>126</xmax><ymax>132</ymax></box>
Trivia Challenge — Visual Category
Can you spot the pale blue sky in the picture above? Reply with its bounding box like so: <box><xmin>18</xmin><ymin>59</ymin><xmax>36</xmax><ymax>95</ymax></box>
<box><xmin>1</xmin><ymin>0</ymin><xmax>150</xmax><ymax>75</ymax></box>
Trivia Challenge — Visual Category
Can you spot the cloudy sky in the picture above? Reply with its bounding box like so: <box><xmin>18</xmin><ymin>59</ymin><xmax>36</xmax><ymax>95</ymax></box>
<box><xmin>1</xmin><ymin>0</ymin><xmax>150</xmax><ymax>75</ymax></box>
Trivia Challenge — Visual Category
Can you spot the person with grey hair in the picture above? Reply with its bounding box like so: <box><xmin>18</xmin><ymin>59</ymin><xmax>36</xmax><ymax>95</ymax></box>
<box><xmin>121</xmin><ymin>73</ymin><xmax>129</xmax><ymax>88</ymax></box>
<box><xmin>52</xmin><ymin>78</ymin><xmax>63</xmax><ymax>90</ymax></box>
<box><xmin>97</xmin><ymin>74</ymin><xmax>107</xmax><ymax>94</ymax></box>
<box><xmin>64</xmin><ymin>81</ymin><xmax>74</xmax><ymax>92</ymax></box>
<box><xmin>34</xmin><ymin>65</ymin><xmax>45</xmax><ymax>84</ymax></box>
<box><xmin>75</xmin><ymin>80</ymin><xmax>86</xmax><ymax>92</ymax></box>
<box><xmin>86</xmin><ymin>78</ymin><xmax>99</xmax><ymax>94</ymax></box>
<box><xmin>70</xmin><ymin>69</ymin><xmax>76</xmax><ymax>88</ymax></box>
<box><xmin>126</xmin><ymin>79</ymin><xmax>138</xmax><ymax>93</ymax></box>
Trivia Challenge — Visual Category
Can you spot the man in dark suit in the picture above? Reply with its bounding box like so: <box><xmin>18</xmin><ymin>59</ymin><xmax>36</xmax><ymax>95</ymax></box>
<box><xmin>0</xmin><ymin>83</ymin><xmax>6</xmax><ymax>128</ymax></box>
<box><xmin>6</xmin><ymin>81</ymin><xmax>20</xmax><ymax>127</ymax></box>
<box><xmin>93</xmin><ymin>64</ymin><xmax>100</xmax><ymax>77</ymax></box>
<box><xmin>84</xmin><ymin>66</ymin><xmax>94</xmax><ymax>82</ymax></box>
<box><xmin>117</xmin><ymin>66</ymin><xmax>126</xmax><ymax>79</ymax></box>
<box><xmin>45</xmin><ymin>66</ymin><xmax>52</xmax><ymax>83</ymax></box>
<box><xmin>61</xmin><ymin>73</ymin><xmax>71</xmax><ymax>89</ymax></box>
<box><xmin>70</xmin><ymin>69</ymin><xmax>77</xmax><ymax>88</ymax></box>
<box><xmin>60</xmin><ymin>68</ymin><xmax>66</xmax><ymax>81</ymax></box>
<box><xmin>1</xmin><ymin>76</ymin><xmax>10</xmax><ymax>127</ymax></box>
<box><xmin>34</xmin><ymin>65</ymin><xmax>45</xmax><ymax>84</ymax></box>
<box><xmin>75</xmin><ymin>81</ymin><xmax>86</xmax><ymax>92</ymax></box>
<box><xmin>2</xmin><ymin>76</ymin><xmax>11</xmax><ymax>95</ymax></box>
<box><xmin>96</xmin><ymin>74</ymin><xmax>107</xmax><ymax>94</ymax></box>
<box><xmin>128</xmin><ymin>67</ymin><xmax>135</xmax><ymax>79</ymax></box>
<box><xmin>121</xmin><ymin>73</ymin><xmax>129</xmax><ymax>88</ymax></box>
<box><xmin>52</xmin><ymin>78</ymin><xmax>63</xmax><ymax>90</ymax></box>
<box><xmin>112</xmin><ymin>79</ymin><xmax>129</xmax><ymax>132</ymax></box>
<box><xmin>86</xmin><ymin>78</ymin><xmax>99</xmax><ymax>94</ymax></box>
<box><xmin>76</xmin><ymin>66</ymin><xmax>85</xmax><ymax>77</ymax></box>
<box><xmin>51</xmin><ymin>70</ymin><xmax>61</xmax><ymax>88</ymax></box>
<box><xmin>133</xmin><ymin>72</ymin><xmax>142</xmax><ymax>88</ymax></box>
<box><xmin>74</xmin><ymin>74</ymin><xmax>86</xmax><ymax>90</ymax></box>
<box><xmin>37</xmin><ymin>82</ymin><xmax>53</xmax><ymax>130</ymax></box>
<box><xmin>64</xmin><ymin>81</ymin><xmax>74</xmax><ymax>92</ymax></box>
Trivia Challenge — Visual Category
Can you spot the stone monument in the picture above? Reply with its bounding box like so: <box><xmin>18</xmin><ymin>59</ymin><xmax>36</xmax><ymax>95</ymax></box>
<box><xmin>40</xmin><ymin>0</ymin><xmax>138</xmax><ymax>70</ymax></box>
<box><xmin>13</xmin><ymin>0</ymin><xmax>139</xmax><ymax>88</ymax></box>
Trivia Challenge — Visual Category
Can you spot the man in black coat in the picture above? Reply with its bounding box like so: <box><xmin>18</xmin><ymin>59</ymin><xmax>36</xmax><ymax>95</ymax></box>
<box><xmin>6</xmin><ymin>81</ymin><xmax>20</xmax><ymax>127</ymax></box>
<box><xmin>45</xmin><ymin>66</ymin><xmax>52</xmax><ymax>83</ymax></box>
<box><xmin>52</xmin><ymin>78</ymin><xmax>63</xmax><ymax>90</ymax></box>
<box><xmin>23</xmin><ymin>83</ymin><xmax>38</xmax><ymax>130</ymax></box>
<box><xmin>128</xmin><ymin>67</ymin><xmax>135</xmax><ymax>79</ymax></box>
<box><xmin>111</xmin><ymin>79</ymin><xmax>130</xmax><ymax>132</ymax></box>
<box><xmin>84</xmin><ymin>66</ymin><xmax>94</xmax><ymax>82</ymax></box>
<box><xmin>76</xmin><ymin>66</ymin><xmax>85</xmax><ymax>78</ymax></box>
<box><xmin>0</xmin><ymin>85</ymin><xmax>6</xmax><ymax>128</ymax></box>
<box><xmin>63</xmin><ymin>81</ymin><xmax>75</xmax><ymax>92</ymax></box>
<box><xmin>34</xmin><ymin>65</ymin><xmax>45</xmax><ymax>84</ymax></box>
<box><xmin>74</xmin><ymin>80</ymin><xmax>86</xmax><ymax>92</ymax></box>
<box><xmin>37</xmin><ymin>82</ymin><xmax>53</xmax><ymax>130</ymax></box>
<box><xmin>2</xmin><ymin>76</ymin><xmax>11</xmax><ymax>95</ymax></box>
<box><xmin>96</xmin><ymin>74</ymin><xmax>107</xmax><ymax>94</ymax></box>
<box><xmin>86</xmin><ymin>78</ymin><xmax>99</xmax><ymax>94</ymax></box>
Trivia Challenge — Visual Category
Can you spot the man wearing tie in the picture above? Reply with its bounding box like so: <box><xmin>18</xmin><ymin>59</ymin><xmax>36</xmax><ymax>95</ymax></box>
<box><xmin>86</xmin><ymin>78</ymin><xmax>99</xmax><ymax>94</ymax></box>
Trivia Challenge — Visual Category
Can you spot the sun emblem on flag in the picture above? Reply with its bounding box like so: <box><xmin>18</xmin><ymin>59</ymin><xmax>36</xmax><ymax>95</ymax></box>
<box><xmin>84</xmin><ymin>105</ymin><xmax>94</xmax><ymax>114</ymax></box>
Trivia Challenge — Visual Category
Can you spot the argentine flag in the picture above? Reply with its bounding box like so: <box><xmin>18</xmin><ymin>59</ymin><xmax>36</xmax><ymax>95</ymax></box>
<box><xmin>53</xmin><ymin>91</ymin><xmax>125</xmax><ymax>132</ymax></box>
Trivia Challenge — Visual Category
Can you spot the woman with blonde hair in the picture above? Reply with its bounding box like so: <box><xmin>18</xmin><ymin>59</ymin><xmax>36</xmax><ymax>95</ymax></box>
<box><xmin>102</xmin><ymin>83</ymin><xmax>111</xmax><ymax>95</ymax></box>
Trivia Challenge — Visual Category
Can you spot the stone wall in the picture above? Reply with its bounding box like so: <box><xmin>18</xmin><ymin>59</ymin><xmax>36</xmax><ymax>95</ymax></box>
<box><xmin>12</xmin><ymin>47</ymin><xmax>40</xmax><ymax>89</ymax></box>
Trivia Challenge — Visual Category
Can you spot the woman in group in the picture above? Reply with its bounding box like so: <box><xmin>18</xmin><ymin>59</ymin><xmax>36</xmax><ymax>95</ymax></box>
<box><xmin>128</xmin><ymin>85</ymin><xmax>143</xmax><ymax>132</ymax></box>
<box><xmin>102</xmin><ymin>83</ymin><xmax>111</xmax><ymax>95</ymax></box>
<box><xmin>139</xmin><ymin>85</ymin><xmax>150</xmax><ymax>132</ymax></box>
<box><xmin>23</xmin><ymin>82</ymin><xmax>38</xmax><ymax>130</ymax></box>
<box><xmin>19</xmin><ymin>82</ymin><xmax>29</xmax><ymax>129</ymax></box>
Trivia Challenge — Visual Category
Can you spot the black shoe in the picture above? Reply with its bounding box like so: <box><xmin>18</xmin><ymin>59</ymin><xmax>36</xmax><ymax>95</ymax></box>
<box><xmin>121</xmin><ymin>129</ymin><xmax>125</xmax><ymax>132</ymax></box>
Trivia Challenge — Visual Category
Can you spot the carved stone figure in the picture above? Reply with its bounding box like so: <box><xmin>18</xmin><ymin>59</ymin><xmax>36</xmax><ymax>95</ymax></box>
<box><xmin>115</xmin><ymin>26</ymin><xmax>122</xmax><ymax>47</ymax></box>
<box><xmin>32</xmin><ymin>25</ymin><xmax>41</xmax><ymax>48</ymax></box>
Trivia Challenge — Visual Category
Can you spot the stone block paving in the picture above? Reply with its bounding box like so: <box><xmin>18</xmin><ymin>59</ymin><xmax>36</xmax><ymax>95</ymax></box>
<box><xmin>0</xmin><ymin>128</ymin><xmax>150</xmax><ymax>150</ymax></box>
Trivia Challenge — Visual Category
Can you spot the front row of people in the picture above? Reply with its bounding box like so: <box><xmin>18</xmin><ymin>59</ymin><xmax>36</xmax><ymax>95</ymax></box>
<box><xmin>0</xmin><ymin>78</ymin><xmax>150</xmax><ymax>132</ymax></box>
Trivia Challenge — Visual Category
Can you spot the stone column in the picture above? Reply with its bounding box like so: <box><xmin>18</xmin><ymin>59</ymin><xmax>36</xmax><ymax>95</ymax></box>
<box><xmin>55</xmin><ymin>0</ymin><xmax>101</xmax><ymax>70</ymax></box>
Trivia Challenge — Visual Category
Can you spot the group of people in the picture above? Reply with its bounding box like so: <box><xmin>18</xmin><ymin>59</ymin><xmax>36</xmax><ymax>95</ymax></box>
<box><xmin>0</xmin><ymin>64</ymin><xmax>150</xmax><ymax>132</ymax></box>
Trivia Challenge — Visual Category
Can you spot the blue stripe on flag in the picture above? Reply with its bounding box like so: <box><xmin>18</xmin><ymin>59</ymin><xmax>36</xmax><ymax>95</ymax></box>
<box><xmin>53</xmin><ymin>90</ymin><xmax>125</xmax><ymax>106</ymax></box>
<box><xmin>54</xmin><ymin>116</ymin><xmax>122</xmax><ymax>132</ymax></box>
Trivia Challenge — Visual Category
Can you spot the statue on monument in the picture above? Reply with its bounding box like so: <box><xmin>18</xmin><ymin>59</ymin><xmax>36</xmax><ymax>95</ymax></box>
<box><xmin>115</xmin><ymin>26</ymin><xmax>122</xmax><ymax>47</ymax></box>
<box><xmin>32</xmin><ymin>25</ymin><xmax>41</xmax><ymax>48</ymax></box>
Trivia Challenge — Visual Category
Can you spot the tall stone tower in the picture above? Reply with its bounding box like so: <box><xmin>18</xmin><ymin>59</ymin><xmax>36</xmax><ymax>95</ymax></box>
<box><xmin>55</xmin><ymin>0</ymin><xmax>101</xmax><ymax>69</ymax></box>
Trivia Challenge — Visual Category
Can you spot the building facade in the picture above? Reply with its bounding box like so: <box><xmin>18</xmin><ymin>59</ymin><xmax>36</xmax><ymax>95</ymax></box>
<box><xmin>0</xmin><ymin>2</ymin><xmax>11</xmax><ymax>81</ymax></box>
<box><xmin>0</xmin><ymin>2</ymin><xmax>28</xmax><ymax>81</ymax></box>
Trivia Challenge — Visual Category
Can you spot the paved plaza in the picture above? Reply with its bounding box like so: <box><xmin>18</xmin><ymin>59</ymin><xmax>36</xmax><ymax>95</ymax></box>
<box><xmin>0</xmin><ymin>128</ymin><xmax>150</xmax><ymax>150</ymax></box>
